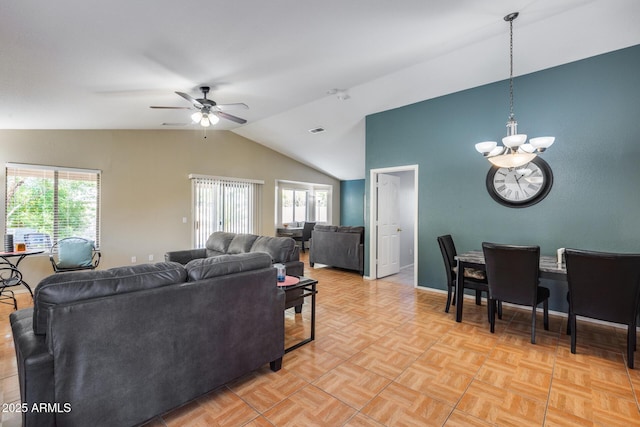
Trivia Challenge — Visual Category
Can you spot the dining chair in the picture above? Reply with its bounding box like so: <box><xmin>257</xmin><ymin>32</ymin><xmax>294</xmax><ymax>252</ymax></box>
<box><xmin>438</xmin><ymin>235</ymin><xmax>501</xmax><ymax>319</ymax></box>
<box><xmin>293</xmin><ymin>222</ymin><xmax>315</xmax><ymax>253</ymax></box>
<box><xmin>565</xmin><ymin>248</ymin><xmax>640</xmax><ymax>369</ymax></box>
<box><xmin>0</xmin><ymin>266</ymin><xmax>23</xmax><ymax>310</ymax></box>
<box><xmin>50</xmin><ymin>237</ymin><xmax>101</xmax><ymax>273</ymax></box>
<box><xmin>482</xmin><ymin>242</ymin><xmax>550</xmax><ymax>344</ymax></box>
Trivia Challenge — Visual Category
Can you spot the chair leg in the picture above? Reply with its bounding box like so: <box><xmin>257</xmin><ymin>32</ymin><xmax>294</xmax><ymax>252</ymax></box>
<box><xmin>543</xmin><ymin>299</ymin><xmax>549</xmax><ymax>331</ymax></box>
<box><xmin>566</xmin><ymin>292</ymin><xmax>571</xmax><ymax>335</ymax></box>
<box><xmin>489</xmin><ymin>299</ymin><xmax>496</xmax><ymax>333</ymax></box>
<box><xmin>570</xmin><ymin>315</ymin><xmax>577</xmax><ymax>354</ymax></box>
<box><xmin>628</xmin><ymin>322</ymin><xmax>636</xmax><ymax>369</ymax></box>
<box><xmin>531</xmin><ymin>305</ymin><xmax>537</xmax><ymax>344</ymax></box>
<box><xmin>445</xmin><ymin>284</ymin><xmax>453</xmax><ymax>313</ymax></box>
<box><xmin>497</xmin><ymin>301</ymin><xmax>503</xmax><ymax>320</ymax></box>
<box><xmin>475</xmin><ymin>290</ymin><xmax>481</xmax><ymax>305</ymax></box>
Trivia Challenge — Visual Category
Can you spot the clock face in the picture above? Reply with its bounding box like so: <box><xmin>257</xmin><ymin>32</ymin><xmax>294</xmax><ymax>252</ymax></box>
<box><xmin>485</xmin><ymin>157</ymin><xmax>553</xmax><ymax>208</ymax></box>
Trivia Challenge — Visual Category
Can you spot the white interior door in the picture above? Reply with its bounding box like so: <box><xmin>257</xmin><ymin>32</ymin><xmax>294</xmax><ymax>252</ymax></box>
<box><xmin>377</xmin><ymin>173</ymin><xmax>400</xmax><ymax>278</ymax></box>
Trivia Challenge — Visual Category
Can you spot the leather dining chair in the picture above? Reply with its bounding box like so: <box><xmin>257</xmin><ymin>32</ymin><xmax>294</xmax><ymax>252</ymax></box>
<box><xmin>438</xmin><ymin>235</ymin><xmax>501</xmax><ymax>319</ymax></box>
<box><xmin>565</xmin><ymin>248</ymin><xmax>640</xmax><ymax>369</ymax></box>
<box><xmin>482</xmin><ymin>242</ymin><xmax>550</xmax><ymax>344</ymax></box>
<box><xmin>293</xmin><ymin>222</ymin><xmax>315</xmax><ymax>253</ymax></box>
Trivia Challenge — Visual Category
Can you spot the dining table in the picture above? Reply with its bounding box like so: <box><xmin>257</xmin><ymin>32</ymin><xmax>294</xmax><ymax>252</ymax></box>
<box><xmin>454</xmin><ymin>250</ymin><xmax>566</xmax><ymax>322</ymax></box>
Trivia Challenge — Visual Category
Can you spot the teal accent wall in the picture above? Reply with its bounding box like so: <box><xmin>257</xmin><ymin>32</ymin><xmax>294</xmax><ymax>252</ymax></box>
<box><xmin>365</xmin><ymin>45</ymin><xmax>640</xmax><ymax>311</ymax></box>
<box><xmin>340</xmin><ymin>179</ymin><xmax>365</xmax><ymax>226</ymax></box>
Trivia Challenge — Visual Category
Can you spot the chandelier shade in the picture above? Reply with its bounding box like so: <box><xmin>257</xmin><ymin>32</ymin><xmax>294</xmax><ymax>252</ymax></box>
<box><xmin>474</xmin><ymin>12</ymin><xmax>555</xmax><ymax>168</ymax></box>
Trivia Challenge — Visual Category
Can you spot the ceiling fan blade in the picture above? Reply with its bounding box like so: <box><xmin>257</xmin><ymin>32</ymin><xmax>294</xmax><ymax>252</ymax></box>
<box><xmin>215</xmin><ymin>103</ymin><xmax>249</xmax><ymax>111</ymax></box>
<box><xmin>216</xmin><ymin>111</ymin><xmax>247</xmax><ymax>124</ymax></box>
<box><xmin>150</xmin><ymin>106</ymin><xmax>192</xmax><ymax>109</ymax></box>
<box><xmin>175</xmin><ymin>91</ymin><xmax>204</xmax><ymax>108</ymax></box>
<box><xmin>162</xmin><ymin>122</ymin><xmax>191</xmax><ymax>126</ymax></box>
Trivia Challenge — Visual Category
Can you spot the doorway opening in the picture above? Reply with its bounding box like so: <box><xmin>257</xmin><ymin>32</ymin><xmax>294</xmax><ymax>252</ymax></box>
<box><xmin>369</xmin><ymin>165</ymin><xmax>418</xmax><ymax>287</ymax></box>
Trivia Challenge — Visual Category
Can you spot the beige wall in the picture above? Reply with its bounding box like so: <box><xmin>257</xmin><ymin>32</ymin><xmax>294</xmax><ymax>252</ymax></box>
<box><xmin>0</xmin><ymin>129</ymin><xmax>340</xmax><ymax>288</ymax></box>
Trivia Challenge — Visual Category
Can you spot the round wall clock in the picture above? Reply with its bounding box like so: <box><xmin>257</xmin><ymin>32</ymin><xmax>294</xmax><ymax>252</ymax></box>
<box><xmin>485</xmin><ymin>157</ymin><xmax>553</xmax><ymax>208</ymax></box>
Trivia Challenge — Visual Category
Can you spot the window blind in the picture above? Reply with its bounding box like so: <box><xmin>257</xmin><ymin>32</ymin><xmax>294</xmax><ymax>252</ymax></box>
<box><xmin>5</xmin><ymin>163</ymin><xmax>101</xmax><ymax>248</ymax></box>
<box><xmin>190</xmin><ymin>175</ymin><xmax>263</xmax><ymax>248</ymax></box>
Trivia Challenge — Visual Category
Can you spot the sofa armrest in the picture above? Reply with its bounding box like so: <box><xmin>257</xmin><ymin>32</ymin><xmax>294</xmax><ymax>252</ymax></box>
<box><xmin>10</xmin><ymin>308</ymin><xmax>55</xmax><ymax>427</ymax></box>
<box><xmin>164</xmin><ymin>248</ymin><xmax>207</xmax><ymax>265</ymax></box>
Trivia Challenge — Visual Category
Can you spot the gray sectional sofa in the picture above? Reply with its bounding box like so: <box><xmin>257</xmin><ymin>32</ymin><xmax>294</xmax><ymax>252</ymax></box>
<box><xmin>10</xmin><ymin>253</ymin><xmax>284</xmax><ymax>427</ymax></box>
<box><xmin>309</xmin><ymin>225</ymin><xmax>365</xmax><ymax>275</ymax></box>
<box><xmin>165</xmin><ymin>231</ymin><xmax>304</xmax><ymax>275</ymax></box>
<box><xmin>166</xmin><ymin>231</ymin><xmax>305</xmax><ymax>311</ymax></box>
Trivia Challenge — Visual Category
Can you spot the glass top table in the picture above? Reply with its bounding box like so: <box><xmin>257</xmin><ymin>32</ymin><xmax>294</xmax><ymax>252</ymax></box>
<box><xmin>454</xmin><ymin>250</ymin><xmax>566</xmax><ymax>323</ymax></box>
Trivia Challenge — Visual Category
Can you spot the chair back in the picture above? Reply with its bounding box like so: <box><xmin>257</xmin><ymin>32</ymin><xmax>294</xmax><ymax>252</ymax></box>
<box><xmin>302</xmin><ymin>222</ymin><xmax>315</xmax><ymax>240</ymax></box>
<box><xmin>0</xmin><ymin>266</ymin><xmax>22</xmax><ymax>287</ymax></box>
<box><xmin>482</xmin><ymin>242</ymin><xmax>540</xmax><ymax>305</ymax></box>
<box><xmin>565</xmin><ymin>249</ymin><xmax>640</xmax><ymax>325</ymax></box>
<box><xmin>50</xmin><ymin>237</ymin><xmax>101</xmax><ymax>272</ymax></box>
<box><xmin>437</xmin><ymin>235</ymin><xmax>456</xmax><ymax>284</ymax></box>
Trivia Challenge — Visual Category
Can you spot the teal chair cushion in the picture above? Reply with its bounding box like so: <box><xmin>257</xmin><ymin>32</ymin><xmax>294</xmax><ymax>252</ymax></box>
<box><xmin>57</xmin><ymin>239</ymin><xmax>94</xmax><ymax>268</ymax></box>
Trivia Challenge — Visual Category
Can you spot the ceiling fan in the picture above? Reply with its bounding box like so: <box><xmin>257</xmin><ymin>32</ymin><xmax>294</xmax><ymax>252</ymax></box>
<box><xmin>150</xmin><ymin>86</ymin><xmax>248</xmax><ymax>127</ymax></box>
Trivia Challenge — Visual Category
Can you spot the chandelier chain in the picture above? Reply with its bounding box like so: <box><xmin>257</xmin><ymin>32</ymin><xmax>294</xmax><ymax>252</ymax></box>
<box><xmin>509</xmin><ymin>17</ymin><xmax>514</xmax><ymax>120</ymax></box>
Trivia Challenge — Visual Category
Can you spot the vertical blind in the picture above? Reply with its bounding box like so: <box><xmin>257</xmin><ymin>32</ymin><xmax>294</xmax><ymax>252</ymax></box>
<box><xmin>190</xmin><ymin>175</ymin><xmax>263</xmax><ymax>248</ymax></box>
<box><xmin>5</xmin><ymin>163</ymin><xmax>101</xmax><ymax>248</ymax></box>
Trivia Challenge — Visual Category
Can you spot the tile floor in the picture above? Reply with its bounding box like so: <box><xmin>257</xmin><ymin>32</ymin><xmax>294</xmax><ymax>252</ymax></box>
<box><xmin>1</xmin><ymin>255</ymin><xmax>640</xmax><ymax>426</ymax></box>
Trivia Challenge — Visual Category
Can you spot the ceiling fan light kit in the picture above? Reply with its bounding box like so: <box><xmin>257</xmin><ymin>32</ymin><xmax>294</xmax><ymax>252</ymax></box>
<box><xmin>474</xmin><ymin>12</ymin><xmax>555</xmax><ymax>169</ymax></box>
<box><xmin>150</xmin><ymin>86</ymin><xmax>247</xmax><ymax>127</ymax></box>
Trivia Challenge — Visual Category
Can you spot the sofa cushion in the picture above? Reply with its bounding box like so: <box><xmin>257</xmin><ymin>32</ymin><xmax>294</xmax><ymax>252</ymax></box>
<box><xmin>336</xmin><ymin>226</ymin><xmax>365</xmax><ymax>243</ymax></box>
<box><xmin>185</xmin><ymin>252</ymin><xmax>272</xmax><ymax>281</ymax></box>
<box><xmin>205</xmin><ymin>232</ymin><xmax>236</xmax><ymax>256</ymax></box>
<box><xmin>250</xmin><ymin>236</ymin><xmax>295</xmax><ymax>263</ymax></box>
<box><xmin>227</xmin><ymin>234</ymin><xmax>259</xmax><ymax>254</ymax></box>
<box><xmin>33</xmin><ymin>262</ymin><xmax>187</xmax><ymax>335</ymax></box>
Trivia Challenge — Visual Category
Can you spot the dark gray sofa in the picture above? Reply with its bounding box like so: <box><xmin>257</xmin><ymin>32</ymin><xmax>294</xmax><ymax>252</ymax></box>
<box><xmin>309</xmin><ymin>225</ymin><xmax>364</xmax><ymax>275</ymax></box>
<box><xmin>10</xmin><ymin>253</ymin><xmax>284</xmax><ymax>427</ymax></box>
<box><xmin>166</xmin><ymin>231</ymin><xmax>305</xmax><ymax>311</ymax></box>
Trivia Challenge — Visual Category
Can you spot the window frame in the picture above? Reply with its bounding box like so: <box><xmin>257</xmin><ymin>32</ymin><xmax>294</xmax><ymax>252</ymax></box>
<box><xmin>5</xmin><ymin>162</ymin><xmax>101</xmax><ymax>249</ymax></box>
<box><xmin>190</xmin><ymin>174</ymin><xmax>264</xmax><ymax>248</ymax></box>
<box><xmin>276</xmin><ymin>180</ymin><xmax>332</xmax><ymax>226</ymax></box>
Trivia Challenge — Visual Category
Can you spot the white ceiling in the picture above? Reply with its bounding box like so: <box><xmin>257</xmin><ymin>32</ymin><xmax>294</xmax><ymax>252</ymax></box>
<box><xmin>2</xmin><ymin>1</ymin><xmax>639</xmax><ymax>180</ymax></box>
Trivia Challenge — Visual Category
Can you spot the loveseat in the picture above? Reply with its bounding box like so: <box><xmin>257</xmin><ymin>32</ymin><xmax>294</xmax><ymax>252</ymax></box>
<box><xmin>10</xmin><ymin>253</ymin><xmax>284</xmax><ymax>427</ymax></box>
<box><xmin>309</xmin><ymin>225</ymin><xmax>365</xmax><ymax>275</ymax></box>
<box><xmin>166</xmin><ymin>231</ymin><xmax>305</xmax><ymax>311</ymax></box>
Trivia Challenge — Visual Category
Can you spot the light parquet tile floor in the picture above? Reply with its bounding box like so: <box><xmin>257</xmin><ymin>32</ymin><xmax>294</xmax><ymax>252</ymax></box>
<box><xmin>1</xmin><ymin>254</ymin><xmax>640</xmax><ymax>426</ymax></box>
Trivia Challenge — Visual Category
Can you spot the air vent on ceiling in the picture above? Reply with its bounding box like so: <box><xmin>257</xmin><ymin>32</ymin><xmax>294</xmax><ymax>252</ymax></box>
<box><xmin>308</xmin><ymin>127</ymin><xmax>325</xmax><ymax>134</ymax></box>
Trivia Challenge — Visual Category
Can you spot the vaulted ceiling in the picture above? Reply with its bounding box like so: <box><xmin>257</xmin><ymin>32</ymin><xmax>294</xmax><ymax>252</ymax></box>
<box><xmin>2</xmin><ymin>0</ymin><xmax>639</xmax><ymax>180</ymax></box>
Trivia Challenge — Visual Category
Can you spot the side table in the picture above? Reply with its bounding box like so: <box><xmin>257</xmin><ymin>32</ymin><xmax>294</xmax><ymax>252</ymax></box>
<box><xmin>278</xmin><ymin>276</ymin><xmax>318</xmax><ymax>353</ymax></box>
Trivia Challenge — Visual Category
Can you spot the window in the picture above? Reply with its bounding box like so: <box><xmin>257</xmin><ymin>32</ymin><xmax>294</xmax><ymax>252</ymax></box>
<box><xmin>282</xmin><ymin>189</ymin><xmax>307</xmax><ymax>224</ymax></box>
<box><xmin>277</xmin><ymin>181</ymin><xmax>332</xmax><ymax>226</ymax></box>
<box><xmin>315</xmin><ymin>189</ymin><xmax>329</xmax><ymax>223</ymax></box>
<box><xmin>190</xmin><ymin>175</ymin><xmax>263</xmax><ymax>248</ymax></box>
<box><xmin>5</xmin><ymin>163</ymin><xmax>101</xmax><ymax>249</ymax></box>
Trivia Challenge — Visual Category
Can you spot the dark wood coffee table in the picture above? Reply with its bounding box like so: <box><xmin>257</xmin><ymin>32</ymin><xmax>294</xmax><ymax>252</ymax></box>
<box><xmin>279</xmin><ymin>276</ymin><xmax>318</xmax><ymax>353</ymax></box>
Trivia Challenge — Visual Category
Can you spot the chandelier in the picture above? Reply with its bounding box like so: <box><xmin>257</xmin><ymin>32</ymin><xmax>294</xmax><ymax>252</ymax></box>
<box><xmin>475</xmin><ymin>12</ymin><xmax>555</xmax><ymax>169</ymax></box>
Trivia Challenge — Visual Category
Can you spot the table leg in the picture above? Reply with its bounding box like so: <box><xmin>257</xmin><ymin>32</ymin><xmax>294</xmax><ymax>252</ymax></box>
<box><xmin>310</xmin><ymin>282</ymin><xmax>316</xmax><ymax>341</ymax></box>
<box><xmin>455</xmin><ymin>260</ymin><xmax>464</xmax><ymax>322</ymax></box>
<box><xmin>20</xmin><ymin>281</ymin><xmax>34</xmax><ymax>298</ymax></box>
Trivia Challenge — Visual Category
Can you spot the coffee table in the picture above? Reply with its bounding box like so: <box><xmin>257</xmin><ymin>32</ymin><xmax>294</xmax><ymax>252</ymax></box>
<box><xmin>278</xmin><ymin>276</ymin><xmax>318</xmax><ymax>353</ymax></box>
